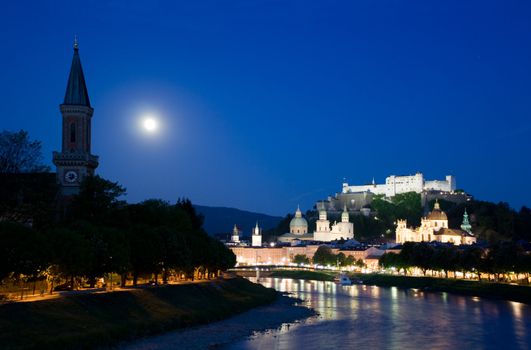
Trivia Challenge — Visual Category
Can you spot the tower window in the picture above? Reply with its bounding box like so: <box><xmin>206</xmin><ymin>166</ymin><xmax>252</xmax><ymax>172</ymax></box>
<box><xmin>70</xmin><ymin>122</ymin><xmax>76</xmax><ymax>143</ymax></box>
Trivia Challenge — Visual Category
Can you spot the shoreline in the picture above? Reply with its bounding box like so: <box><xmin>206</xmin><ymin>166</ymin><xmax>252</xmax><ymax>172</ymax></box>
<box><xmin>264</xmin><ymin>270</ymin><xmax>531</xmax><ymax>304</ymax></box>
<box><xmin>0</xmin><ymin>278</ymin><xmax>281</xmax><ymax>349</ymax></box>
<box><xmin>117</xmin><ymin>294</ymin><xmax>316</xmax><ymax>350</ymax></box>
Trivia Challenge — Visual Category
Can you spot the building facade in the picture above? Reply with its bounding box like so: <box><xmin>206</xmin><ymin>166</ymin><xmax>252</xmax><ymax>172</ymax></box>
<box><xmin>342</xmin><ymin>173</ymin><xmax>456</xmax><ymax>198</ymax></box>
<box><xmin>314</xmin><ymin>205</ymin><xmax>354</xmax><ymax>242</ymax></box>
<box><xmin>278</xmin><ymin>205</ymin><xmax>354</xmax><ymax>243</ymax></box>
<box><xmin>395</xmin><ymin>201</ymin><xmax>476</xmax><ymax>245</ymax></box>
<box><xmin>229</xmin><ymin>245</ymin><xmax>387</xmax><ymax>271</ymax></box>
<box><xmin>52</xmin><ymin>40</ymin><xmax>98</xmax><ymax>195</ymax></box>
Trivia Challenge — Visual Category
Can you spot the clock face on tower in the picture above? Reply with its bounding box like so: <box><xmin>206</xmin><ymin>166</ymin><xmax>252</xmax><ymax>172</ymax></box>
<box><xmin>64</xmin><ymin>170</ymin><xmax>79</xmax><ymax>183</ymax></box>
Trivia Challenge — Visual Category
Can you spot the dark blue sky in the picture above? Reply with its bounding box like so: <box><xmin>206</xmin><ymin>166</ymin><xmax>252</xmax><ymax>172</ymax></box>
<box><xmin>1</xmin><ymin>1</ymin><xmax>530</xmax><ymax>216</ymax></box>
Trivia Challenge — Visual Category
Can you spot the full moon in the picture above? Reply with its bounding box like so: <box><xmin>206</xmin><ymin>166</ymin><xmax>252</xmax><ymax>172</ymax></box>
<box><xmin>142</xmin><ymin>118</ymin><xmax>158</xmax><ymax>133</ymax></box>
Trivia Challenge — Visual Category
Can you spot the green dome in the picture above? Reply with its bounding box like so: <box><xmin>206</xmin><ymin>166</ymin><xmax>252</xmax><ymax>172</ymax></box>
<box><xmin>290</xmin><ymin>216</ymin><xmax>308</xmax><ymax>229</ymax></box>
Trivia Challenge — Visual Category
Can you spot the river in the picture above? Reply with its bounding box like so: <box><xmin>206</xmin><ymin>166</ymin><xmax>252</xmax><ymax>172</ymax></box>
<box><xmin>226</xmin><ymin>277</ymin><xmax>531</xmax><ymax>350</ymax></box>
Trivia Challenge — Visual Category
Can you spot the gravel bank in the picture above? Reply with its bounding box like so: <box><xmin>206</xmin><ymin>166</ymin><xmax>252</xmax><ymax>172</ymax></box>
<box><xmin>116</xmin><ymin>294</ymin><xmax>316</xmax><ymax>350</ymax></box>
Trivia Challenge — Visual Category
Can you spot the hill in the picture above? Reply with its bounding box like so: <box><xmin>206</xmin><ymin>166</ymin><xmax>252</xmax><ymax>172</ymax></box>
<box><xmin>194</xmin><ymin>205</ymin><xmax>283</xmax><ymax>237</ymax></box>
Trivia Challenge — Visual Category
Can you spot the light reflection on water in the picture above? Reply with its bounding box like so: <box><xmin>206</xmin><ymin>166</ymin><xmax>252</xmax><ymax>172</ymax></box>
<box><xmin>227</xmin><ymin>278</ymin><xmax>531</xmax><ymax>350</ymax></box>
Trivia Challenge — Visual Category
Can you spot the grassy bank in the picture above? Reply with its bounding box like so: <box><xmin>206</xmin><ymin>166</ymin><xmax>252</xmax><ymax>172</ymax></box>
<box><xmin>355</xmin><ymin>274</ymin><xmax>531</xmax><ymax>304</ymax></box>
<box><xmin>269</xmin><ymin>270</ymin><xmax>336</xmax><ymax>281</ymax></box>
<box><xmin>0</xmin><ymin>277</ymin><xmax>277</xmax><ymax>350</ymax></box>
<box><xmin>267</xmin><ymin>269</ymin><xmax>531</xmax><ymax>304</ymax></box>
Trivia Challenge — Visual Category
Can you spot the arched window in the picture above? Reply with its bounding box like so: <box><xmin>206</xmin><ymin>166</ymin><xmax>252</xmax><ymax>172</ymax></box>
<box><xmin>70</xmin><ymin>122</ymin><xmax>76</xmax><ymax>143</ymax></box>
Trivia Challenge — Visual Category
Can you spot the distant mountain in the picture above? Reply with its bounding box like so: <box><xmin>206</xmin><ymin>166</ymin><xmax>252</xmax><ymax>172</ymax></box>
<box><xmin>194</xmin><ymin>205</ymin><xmax>283</xmax><ymax>237</ymax></box>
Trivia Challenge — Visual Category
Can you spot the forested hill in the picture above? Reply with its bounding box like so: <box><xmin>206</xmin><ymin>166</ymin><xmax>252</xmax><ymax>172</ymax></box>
<box><xmin>194</xmin><ymin>205</ymin><xmax>283</xmax><ymax>237</ymax></box>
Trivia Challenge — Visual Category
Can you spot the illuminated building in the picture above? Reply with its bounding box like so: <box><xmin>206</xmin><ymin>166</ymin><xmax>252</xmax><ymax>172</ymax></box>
<box><xmin>229</xmin><ymin>244</ymin><xmax>387</xmax><ymax>271</ymax></box>
<box><xmin>395</xmin><ymin>201</ymin><xmax>476</xmax><ymax>245</ymax></box>
<box><xmin>278</xmin><ymin>206</ymin><xmax>314</xmax><ymax>243</ymax></box>
<box><xmin>314</xmin><ymin>204</ymin><xmax>354</xmax><ymax>242</ymax></box>
<box><xmin>278</xmin><ymin>205</ymin><xmax>354</xmax><ymax>243</ymax></box>
<box><xmin>342</xmin><ymin>173</ymin><xmax>456</xmax><ymax>197</ymax></box>
<box><xmin>231</xmin><ymin>224</ymin><xmax>240</xmax><ymax>243</ymax></box>
<box><xmin>251</xmin><ymin>222</ymin><xmax>262</xmax><ymax>247</ymax></box>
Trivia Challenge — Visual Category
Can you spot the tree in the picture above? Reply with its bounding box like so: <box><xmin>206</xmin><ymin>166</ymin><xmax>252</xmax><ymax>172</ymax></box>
<box><xmin>47</xmin><ymin>227</ymin><xmax>91</xmax><ymax>290</ymax></box>
<box><xmin>293</xmin><ymin>254</ymin><xmax>310</xmax><ymax>265</ymax></box>
<box><xmin>459</xmin><ymin>246</ymin><xmax>484</xmax><ymax>280</ymax></box>
<box><xmin>176</xmin><ymin>198</ymin><xmax>204</xmax><ymax>230</ymax></box>
<box><xmin>431</xmin><ymin>245</ymin><xmax>459</xmax><ymax>278</ymax></box>
<box><xmin>392</xmin><ymin>192</ymin><xmax>422</xmax><ymax>227</ymax></box>
<box><xmin>410</xmin><ymin>242</ymin><xmax>434</xmax><ymax>276</ymax></box>
<box><xmin>312</xmin><ymin>246</ymin><xmax>336</xmax><ymax>266</ymax></box>
<box><xmin>68</xmin><ymin>175</ymin><xmax>126</xmax><ymax>224</ymax></box>
<box><xmin>0</xmin><ymin>130</ymin><xmax>50</xmax><ymax>173</ymax></box>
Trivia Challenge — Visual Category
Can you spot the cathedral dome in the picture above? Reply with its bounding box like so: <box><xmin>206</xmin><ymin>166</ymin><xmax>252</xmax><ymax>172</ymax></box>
<box><xmin>290</xmin><ymin>206</ymin><xmax>308</xmax><ymax>234</ymax></box>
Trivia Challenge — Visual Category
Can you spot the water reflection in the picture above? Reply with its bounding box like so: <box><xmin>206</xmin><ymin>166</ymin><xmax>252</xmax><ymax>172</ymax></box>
<box><xmin>230</xmin><ymin>278</ymin><xmax>531</xmax><ymax>350</ymax></box>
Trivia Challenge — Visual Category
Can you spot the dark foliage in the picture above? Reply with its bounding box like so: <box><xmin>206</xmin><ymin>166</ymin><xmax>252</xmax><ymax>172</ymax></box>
<box><xmin>379</xmin><ymin>242</ymin><xmax>531</xmax><ymax>281</ymax></box>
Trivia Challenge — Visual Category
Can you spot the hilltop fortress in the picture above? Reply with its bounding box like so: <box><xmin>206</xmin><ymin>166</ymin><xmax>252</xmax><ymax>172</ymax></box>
<box><xmin>342</xmin><ymin>173</ymin><xmax>456</xmax><ymax>197</ymax></box>
<box><xmin>319</xmin><ymin>173</ymin><xmax>467</xmax><ymax>215</ymax></box>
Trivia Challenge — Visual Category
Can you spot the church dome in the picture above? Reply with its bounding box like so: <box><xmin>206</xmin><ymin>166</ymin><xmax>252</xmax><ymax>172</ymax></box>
<box><xmin>290</xmin><ymin>206</ymin><xmax>308</xmax><ymax>234</ymax></box>
<box><xmin>427</xmin><ymin>200</ymin><xmax>448</xmax><ymax>221</ymax></box>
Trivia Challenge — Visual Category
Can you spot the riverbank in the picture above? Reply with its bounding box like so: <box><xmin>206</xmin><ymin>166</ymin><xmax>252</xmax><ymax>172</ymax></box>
<box><xmin>0</xmin><ymin>277</ymin><xmax>277</xmax><ymax>349</ymax></box>
<box><xmin>119</xmin><ymin>294</ymin><xmax>316</xmax><ymax>350</ymax></box>
<box><xmin>357</xmin><ymin>273</ymin><xmax>531</xmax><ymax>304</ymax></box>
<box><xmin>266</xmin><ymin>269</ymin><xmax>531</xmax><ymax>304</ymax></box>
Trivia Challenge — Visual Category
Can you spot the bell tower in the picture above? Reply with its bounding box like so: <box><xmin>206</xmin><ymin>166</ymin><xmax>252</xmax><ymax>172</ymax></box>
<box><xmin>53</xmin><ymin>38</ymin><xmax>99</xmax><ymax>195</ymax></box>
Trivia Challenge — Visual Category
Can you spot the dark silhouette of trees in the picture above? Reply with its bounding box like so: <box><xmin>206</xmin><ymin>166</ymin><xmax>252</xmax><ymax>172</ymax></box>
<box><xmin>0</xmin><ymin>176</ymin><xmax>236</xmax><ymax>290</ymax></box>
<box><xmin>293</xmin><ymin>254</ymin><xmax>310</xmax><ymax>264</ymax></box>
<box><xmin>312</xmin><ymin>246</ymin><xmax>336</xmax><ymax>266</ymax></box>
<box><xmin>0</xmin><ymin>130</ymin><xmax>50</xmax><ymax>173</ymax></box>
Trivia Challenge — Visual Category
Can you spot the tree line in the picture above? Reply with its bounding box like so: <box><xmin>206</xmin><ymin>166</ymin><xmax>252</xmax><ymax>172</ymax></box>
<box><xmin>379</xmin><ymin>242</ymin><xmax>531</xmax><ymax>282</ymax></box>
<box><xmin>0</xmin><ymin>175</ymin><xmax>236</xmax><ymax>292</ymax></box>
<box><xmin>293</xmin><ymin>246</ymin><xmax>366</xmax><ymax>269</ymax></box>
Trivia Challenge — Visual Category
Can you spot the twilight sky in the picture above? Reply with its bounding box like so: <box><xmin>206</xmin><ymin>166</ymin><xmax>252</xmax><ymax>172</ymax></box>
<box><xmin>1</xmin><ymin>1</ymin><xmax>530</xmax><ymax>216</ymax></box>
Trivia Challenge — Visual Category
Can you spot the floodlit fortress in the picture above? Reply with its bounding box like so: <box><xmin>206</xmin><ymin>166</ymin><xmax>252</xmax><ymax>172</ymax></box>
<box><xmin>342</xmin><ymin>173</ymin><xmax>456</xmax><ymax>197</ymax></box>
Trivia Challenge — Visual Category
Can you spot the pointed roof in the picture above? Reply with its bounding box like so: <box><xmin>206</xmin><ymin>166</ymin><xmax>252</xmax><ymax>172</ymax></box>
<box><xmin>63</xmin><ymin>39</ymin><xmax>91</xmax><ymax>107</ymax></box>
<box><xmin>461</xmin><ymin>208</ymin><xmax>472</xmax><ymax>233</ymax></box>
<box><xmin>295</xmin><ymin>205</ymin><xmax>302</xmax><ymax>218</ymax></box>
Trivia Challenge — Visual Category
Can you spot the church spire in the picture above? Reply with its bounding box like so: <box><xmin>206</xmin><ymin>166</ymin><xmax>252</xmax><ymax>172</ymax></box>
<box><xmin>460</xmin><ymin>208</ymin><xmax>472</xmax><ymax>234</ymax></box>
<box><xmin>63</xmin><ymin>37</ymin><xmax>91</xmax><ymax>107</ymax></box>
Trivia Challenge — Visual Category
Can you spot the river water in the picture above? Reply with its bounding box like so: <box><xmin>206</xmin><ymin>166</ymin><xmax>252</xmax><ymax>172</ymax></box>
<box><xmin>227</xmin><ymin>278</ymin><xmax>531</xmax><ymax>350</ymax></box>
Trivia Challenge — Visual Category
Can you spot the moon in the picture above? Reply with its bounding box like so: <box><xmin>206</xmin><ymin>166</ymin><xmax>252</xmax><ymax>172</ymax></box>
<box><xmin>142</xmin><ymin>117</ymin><xmax>158</xmax><ymax>133</ymax></box>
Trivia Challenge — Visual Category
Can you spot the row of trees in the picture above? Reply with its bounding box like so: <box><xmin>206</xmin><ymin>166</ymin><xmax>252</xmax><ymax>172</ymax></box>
<box><xmin>379</xmin><ymin>242</ymin><xmax>531</xmax><ymax>282</ymax></box>
<box><xmin>293</xmin><ymin>246</ymin><xmax>365</xmax><ymax>269</ymax></box>
<box><xmin>0</xmin><ymin>175</ymin><xmax>236</xmax><ymax>292</ymax></box>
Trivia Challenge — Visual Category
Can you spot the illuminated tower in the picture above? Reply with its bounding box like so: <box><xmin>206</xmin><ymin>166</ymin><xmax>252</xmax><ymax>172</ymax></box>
<box><xmin>53</xmin><ymin>38</ymin><xmax>99</xmax><ymax>195</ymax></box>
<box><xmin>251</xmin><ymin>222</ymin><xmax>262</xmax><ymax>247</ymax></box>
<box><xmin>341</xmin><ymin>205</ymin><xmax>349</xmax><ymax>223</ymax></box>
<box><xmin>460</xmin><ymin>209</ymin><xmax>472</xmax><ymax>234</ymax></box>
<box><xmin>231</xmin><ymin>224</ymin><xmax>240</xmax><ymax>243</ymax></box>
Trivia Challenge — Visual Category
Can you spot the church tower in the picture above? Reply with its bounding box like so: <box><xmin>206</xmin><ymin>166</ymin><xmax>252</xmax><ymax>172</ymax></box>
<box><xmin>341</xmin><ymin>205</ymin><xmax>349</xmax><ymax>223</ymax></box>
<box><xmin>251</xmin><ymin>222</ymin><xmax>262</xmax><ymax>247</ymax></box>
<box><xmin>231</xmin><ymin>224</ymin><xmax>240</xmax><ymax>243</ymax></box>
<box><xmin>53</xmin><ymin>39</ymin><xmax>99</xmax><ymax>195</ymax></box>
<box><xmin>460</xmin><ymin>208</ymin><xmax>472</xmax><ymax>234</ymax></box>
